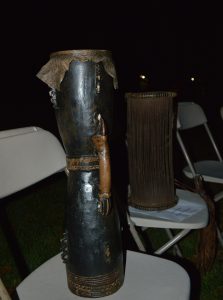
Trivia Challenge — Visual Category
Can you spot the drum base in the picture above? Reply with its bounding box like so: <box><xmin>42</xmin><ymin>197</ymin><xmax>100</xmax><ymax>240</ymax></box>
<box><xmin>67</xmin><ymin>267</ymin><xmax>124</xmax><ymax>298</ymax></box>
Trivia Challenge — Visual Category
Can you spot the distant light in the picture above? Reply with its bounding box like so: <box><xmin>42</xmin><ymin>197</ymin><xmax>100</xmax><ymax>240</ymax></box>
<box><xmin>140</xmin><ymin>74</ymin><xmax>146</xmax><ymax>80</ymax></box>
<box><xmin>191</xmin><ymin>77</ymin><xmax>195</xmax><ymax>81</ymax></box>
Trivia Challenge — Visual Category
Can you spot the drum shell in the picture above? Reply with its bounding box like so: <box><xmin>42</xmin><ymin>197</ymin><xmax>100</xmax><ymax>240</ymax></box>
<box><xmin>54</xmin><ymin>60</ymin><xmax>114</xmax><ymax>157</ymax></box>
<box><xmin>126</xmin><ymin>91</ymin><xmax>177</xmax><ymax>210</ymax></box>
<box><xmin>65</xmin><ymin>170</ymin><xmax>124</xmax><ymax>297</ymax></box>
<box><xmin>51</xmin><ymin>56</ymin><xmax>124</xmax><ymax>297</ymax></box>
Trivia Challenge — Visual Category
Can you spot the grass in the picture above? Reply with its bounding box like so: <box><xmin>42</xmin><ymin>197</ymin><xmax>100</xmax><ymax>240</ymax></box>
<box><xmin>0</xmin><ymin>172</ymin><xmax>223</xmax><ymax>299</ymax></box>
<box><xmin>0</xmin><ymin>173</ymin><xmax>66</xmax><ymax>294</ymax></box>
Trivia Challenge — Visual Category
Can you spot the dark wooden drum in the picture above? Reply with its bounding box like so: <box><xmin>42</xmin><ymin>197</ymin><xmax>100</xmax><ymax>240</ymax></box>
<box><xmin>37</xmin><ymin>50</ymin><xmax>124</xmax><ymax>298</ymax></box>
<box><xmin>126</xmin><ymin>91</ymin><xmax>178</xmax><ymax>210</ymax></box>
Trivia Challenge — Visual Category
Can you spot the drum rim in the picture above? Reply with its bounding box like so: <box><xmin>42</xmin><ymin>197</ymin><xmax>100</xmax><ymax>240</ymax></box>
<box><xmin>125</xmin><ymin>91</ymin><xmax>177</xmax><ymax>99</ymax></box>
<box><xmin>50</xmin><ymin>49</ymin><xmax>112</xmax><ymax>58</ymax></box>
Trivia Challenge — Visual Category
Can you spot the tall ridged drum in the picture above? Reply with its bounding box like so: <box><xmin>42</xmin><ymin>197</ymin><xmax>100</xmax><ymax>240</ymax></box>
<box><xmin>126</xmin><ymin>91</ymin><xmax>177</xmax><ymax>210</ymax></box>
<box><xmin>37</xmin><ymin>50</ymin><xmax>124</xmax><ymax>298</ymax></box>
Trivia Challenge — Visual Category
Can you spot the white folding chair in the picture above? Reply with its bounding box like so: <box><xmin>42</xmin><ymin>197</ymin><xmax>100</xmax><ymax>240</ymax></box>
<box><xmin>16</xmin><ymin>250</ymin><xmax>190</xmax><ymax>300</ymax></box>
<box><xmin>0</xmin><ymin>126</ymin><xmax>191</xmax><ymax>300</ymax></box>
<box><xmin>128</xmin><ymin>188</ymin><xmax>208</xmax><ymax>255</ymax></box>
<box><xmin>0</xmin><ymin>126</ymin><xmax>66</xmax><ymax>300</ymax></box>
<box><xmin>177</xmin><ymin>102</ymin><xmax>223</xmax><ymax>246</ymax></box>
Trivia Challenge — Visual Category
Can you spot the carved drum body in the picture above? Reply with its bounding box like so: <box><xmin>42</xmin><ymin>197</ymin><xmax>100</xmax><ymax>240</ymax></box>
<box><xmin>126</xmin><ymin>91</ymin><xmax>177</xmax><ymax>210</ymax></box>
<box><xmin>37</xmin><ymin>50</ymin><xmax>124</xmax><ymax>298</ymax></box>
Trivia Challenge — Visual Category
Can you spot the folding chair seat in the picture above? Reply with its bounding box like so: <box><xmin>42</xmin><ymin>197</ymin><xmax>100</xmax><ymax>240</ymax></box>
<box><xmin>0</xmin><ymin>126</ymin><xmax>191</xmax><ymax>300</ymax></box>
<box><xmin>16</xmin><ymin>250</ymin><xmax>190</xmax><ymax>300</ymax></box>
<box><xmin>177</xmin><ymin>102</ymin><xmax>223</xmax><ymax>246</ymax></box>
<box><xmin>128</xmin><ymin>188</ymin><xmax>208</xmax><ymax>255</ymax></box>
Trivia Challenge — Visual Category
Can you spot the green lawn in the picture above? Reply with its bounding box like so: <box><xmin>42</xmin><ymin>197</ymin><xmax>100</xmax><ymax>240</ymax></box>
<box><xmin>0</xmin><ymin>173</ymin><xmax>222</xmax><ymax>299</ymax></box>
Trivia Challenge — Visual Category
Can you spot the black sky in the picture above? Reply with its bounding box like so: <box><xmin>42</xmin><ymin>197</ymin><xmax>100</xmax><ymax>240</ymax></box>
<box><xmin>2</xmin><ymin>1</ymin><xmax>222</xmax><ymax>132</ymax></box>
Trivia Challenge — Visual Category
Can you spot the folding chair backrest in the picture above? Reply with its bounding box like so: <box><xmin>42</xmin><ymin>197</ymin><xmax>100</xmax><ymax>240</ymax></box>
<box><xmin>177</xmin><ymin>102</ymin><xmax>207</xmax><ymax>130</ymax></box>
<box><xmin>0</xmin><ymin>127</ymin><xmax>66</xmax><ymax>199</ymax></box>
<box><xmin>177</xmin><ymin>102</ymin><xmax>223</xmax><ymax>162</ymax></box>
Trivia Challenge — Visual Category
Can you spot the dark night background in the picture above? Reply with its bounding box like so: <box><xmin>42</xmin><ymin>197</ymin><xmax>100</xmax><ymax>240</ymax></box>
<box><xmin>1</xmin><ymin>1</ymin><xmax>222</xmax><ymax>142</ymax></box>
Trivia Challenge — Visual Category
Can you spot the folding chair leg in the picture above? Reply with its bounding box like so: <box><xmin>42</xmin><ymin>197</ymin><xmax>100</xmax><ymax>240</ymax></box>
<box><xmin>0</xmin><ymin>278</ymin><xmax>11</xmax><ymax>300</ymax></box>
<box><xmin>127</xmin><ymin>214</ymin><xmax>146</xmax><ymax>252</ymax></box>
<box><xmin>155</xmin><ymin>229</ymin><xmax>191</xmax><ymax>255</ymax></box>
<box><xmin>214</xmin><ymin>191</ymin><xmax>223</xmax><ymax>202</ymax></box>
<box><xmin>165</xmin><ymin>229</ymin><xmax>183</xmax><ymax>257</ymax></box>
<box><xmin>217</xmin><ymin>226</ymin><xmax>223</xmax><ymax>248</ymax></box>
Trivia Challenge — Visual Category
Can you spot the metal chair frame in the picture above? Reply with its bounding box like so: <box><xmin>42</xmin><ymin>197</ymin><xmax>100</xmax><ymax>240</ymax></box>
<box><xmin>128</xmin><ymin>188</ymin><xmax>208</xmax><ymax>255</ymax></box>
<box><xmin>177</xmin><ymin>102</ymin><xmax>223</xmax><ymax>246</ymax></box>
